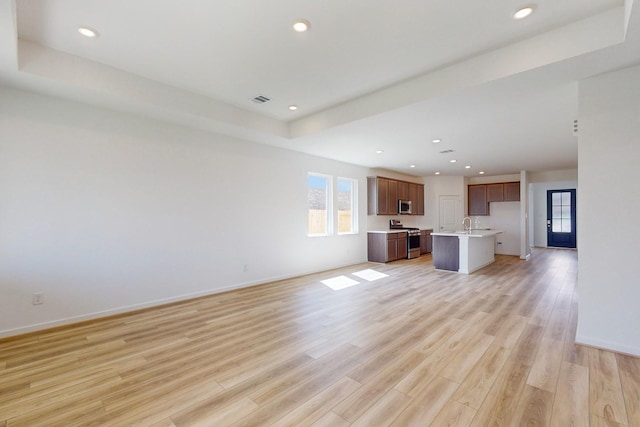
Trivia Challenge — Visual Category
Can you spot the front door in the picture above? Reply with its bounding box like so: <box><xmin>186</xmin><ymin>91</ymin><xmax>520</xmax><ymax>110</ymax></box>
<box><xmin>547</xmin><ymin>189</ymin><xmax>576</xmax><ymax>248</ymax></box>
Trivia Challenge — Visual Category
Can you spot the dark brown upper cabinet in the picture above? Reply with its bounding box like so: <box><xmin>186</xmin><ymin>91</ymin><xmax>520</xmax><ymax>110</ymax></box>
<box><xmin>486</xmin><ymin>183</ymin><xmax>504</xmax><ymax>202</ymax></box>
<box><xmin>468</xmin><ymin>181</ymin><xmax>520</xmax><ymax>216</ymax></box>
<box><xmin>388</xmin><ymin>179</ymin><xmax>398</xmax><ymax>215</ymax></box>
<box><xmin>368</xmin><ymin>176</ymin><xmax>424</xmax><ymax>215</ymax></box>
<box><xmin>415</xmin><ymin>184</ymin><xmax>425</xmax><ymax>215</ymax></box>
<box><xmin>398</xmin><ymin>181</ymin><xmax>409</xmax><ymax>200</ymax></box>
<box><xmin>468</xmin><ymin>185</ymin><xmax>489</xmax><ymax>216</ymax></box>
<box><xmin>504</xmin><ymin>182</ymin><xmax>520</xmax><ymax>201</ymax></box>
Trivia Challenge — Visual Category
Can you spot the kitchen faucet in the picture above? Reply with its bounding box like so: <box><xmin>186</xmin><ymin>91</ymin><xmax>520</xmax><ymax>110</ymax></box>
<box><xmin>462</xmin><ymin>216</ymin><xmax>472</xmax><ymax>232</ymax></box>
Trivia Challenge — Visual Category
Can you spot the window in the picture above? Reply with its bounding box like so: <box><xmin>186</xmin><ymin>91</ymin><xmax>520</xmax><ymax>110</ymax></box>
<box><xmin>337</xmin><ymin>177</ymin><xmax>357</xmax><ymax>234</ymax></box>
<box><xmin>551</xmin><ymin>191</ymin><xmax>572</xmax><ymax>232</ymax></box>
<box><xmin>307</xmin><ymin>173</ymin><xmax>358</xmax><ymax>236</ymax></box>
<box><xmin>308</xmin><ymin>173</ymin><xmax>332</xmax><ymax>236</ymax></box>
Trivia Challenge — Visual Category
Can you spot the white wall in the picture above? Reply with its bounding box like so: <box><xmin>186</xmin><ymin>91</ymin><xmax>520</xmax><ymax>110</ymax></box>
<box><xmin>576</xmin><ymin>64</ymin><xmax>640</xmax><ymax>356</ymax></box>
<box><xmin>467</xmin><ymin>173</ymin><xmax>520</xmax><ymax>185</ymax></box>
<box><xmin>484</xmin><ymin>202</ymin><xmax>521</xmax><ymax>256</ymax></box>
<box><xmin>0</xmin><ymin>87</ymin><xmax>370</xmax><ymax>337</ymax></box>
<box><xmin>520</xmin><ymin>170</ymin><xmax>530</xmax><ymax>260</ymax></box>
<box><xmin>529</xmin><ymin>169</ymin><xmax>578</xmax><ymax>183</ymax></box>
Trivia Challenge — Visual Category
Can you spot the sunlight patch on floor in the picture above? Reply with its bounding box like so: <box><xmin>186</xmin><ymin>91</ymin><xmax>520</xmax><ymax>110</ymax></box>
<box><xmin>321</xmin><ymin>276</ymin><xmax>360</xmax><ymax>290</ymax></box>
<box><xmin>352</xmin><ymin>269</ymin><xmax>389</xmax><ymax>282</ymax></box>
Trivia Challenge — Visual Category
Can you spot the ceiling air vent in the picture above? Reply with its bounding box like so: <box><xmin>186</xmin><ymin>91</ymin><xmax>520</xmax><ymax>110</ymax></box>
<box><xmin>439</xmin><ymin>149</ymin><xmax>455</xmax><ymax>154</ymax></box>
<box><xmin>252</xmin><ymin>95</ymin><xmax>271</xmax><ymax>104</ymax></box>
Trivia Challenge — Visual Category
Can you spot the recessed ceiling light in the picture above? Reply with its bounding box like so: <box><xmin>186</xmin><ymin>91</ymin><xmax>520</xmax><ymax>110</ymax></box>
<box><xmin>479</xmin><ymin>171</ymin><xmax>486</xmax><ymax>175</ymax></box>
<box><xmin>432</xmin><ymin>139</ymin><xmax>441</xmax><ymax>144</ymax></box>
<box><xmin>450</xmin><ymin>159</ymin><xmax>457</xmax><ymax>163</ymax></box>
<box><xmin>513</xmin><ymin>6</ymin><xmax>535</xmax><ymax>20</ymax></box>
<box><xmin>293</xmin><ymin>19</ymin><xmax>310</xmax><ymax>32</ymax></box>
<box><xmin>465</xmin><ymin>165</ymin><xmax>471</xmax><ymax>169</ymax></box>
<box><xmin>288</xmin><ymin>105</ymin><xmax>298</xmax><ymax>111</ymax></box>
<box><xmin>78</xmin><ymin>27</ymin><xmax>99</xmax><ymax>38</ymax></box>
<box><xmin>435</xmin><ymin>172</ymin><xmax>441</xmax><ymax>175</ymax></box>
<box><xmin>375</xmin><ymin>150</ymin><xmax>384</xmax><ymax>154</ymax></box>
<box><xmin>410</xmin><ymin>164</ymin><xmax>416</xmax><ymax>168</ymax></box>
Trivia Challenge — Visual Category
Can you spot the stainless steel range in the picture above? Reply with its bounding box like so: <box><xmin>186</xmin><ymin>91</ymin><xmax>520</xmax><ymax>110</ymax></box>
<box><xmin>389</xmin><ymin>219</ymin><xmax>421</xmax><ymax>259</ymax></box>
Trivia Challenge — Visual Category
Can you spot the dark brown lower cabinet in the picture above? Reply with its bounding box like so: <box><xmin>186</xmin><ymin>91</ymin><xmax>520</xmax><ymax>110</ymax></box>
<box><xmin>368</xmin><ymin>232</ymin><xmax>408</xmax><ymax>262</ymax></box>
<box><xmin>432</xmin><ymin>235</ymin><xmax>459</xmax><ymax>271</ymax></box>
<box><xmin>420</xmin><ymin>229</ymin><xmax>433</xmax><ymax>254</ymax></box>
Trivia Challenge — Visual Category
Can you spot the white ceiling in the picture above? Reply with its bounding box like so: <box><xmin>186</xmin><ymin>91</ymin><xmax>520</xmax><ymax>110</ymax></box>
<box><xmin>2</xmin><ymin>0</ymin><xmax>639</xmax><ymax>177</ymax></box>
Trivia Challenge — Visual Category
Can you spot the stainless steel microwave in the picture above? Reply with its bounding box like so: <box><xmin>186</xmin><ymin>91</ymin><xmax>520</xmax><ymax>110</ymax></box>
<box><xmin>399</xmin><ymin>199</ymin><xmax>412</xmax><ymax>214</ymax></box>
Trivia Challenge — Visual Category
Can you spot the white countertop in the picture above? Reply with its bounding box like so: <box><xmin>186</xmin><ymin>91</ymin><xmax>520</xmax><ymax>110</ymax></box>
<box><xmin>431</xmin><ymin>230</ymin><xmax>503</xmax><ymax>238</ymax></box>
<box><xmin>368</xmin><ymin>228</ymin><xmax>433</xmax><ymax>234</ymax></box>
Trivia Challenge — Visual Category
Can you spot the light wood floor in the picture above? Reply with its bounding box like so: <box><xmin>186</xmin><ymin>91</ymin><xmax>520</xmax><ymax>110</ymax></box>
<box><xmin>1</xmin><ymin>248</ymin><xmax>639</xmax><ymax>426</ymax></box>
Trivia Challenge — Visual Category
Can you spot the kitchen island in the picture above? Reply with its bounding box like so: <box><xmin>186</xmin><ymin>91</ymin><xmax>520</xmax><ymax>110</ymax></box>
<box><xmin>431</xmin><ymin>230</ymin><xmax>503</xmax><ymax>274</ymax></box>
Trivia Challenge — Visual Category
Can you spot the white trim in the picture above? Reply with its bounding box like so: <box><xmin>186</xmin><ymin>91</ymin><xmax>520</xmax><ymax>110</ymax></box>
<box><xmin>0</xmin><ymin>261</ymin><xmax>363</xmax><ymax>339</ymax></box>
<box><xmin>575</xmin><ymin>334</ymin><xmax>640</xmax><ymax>357</ymax></box>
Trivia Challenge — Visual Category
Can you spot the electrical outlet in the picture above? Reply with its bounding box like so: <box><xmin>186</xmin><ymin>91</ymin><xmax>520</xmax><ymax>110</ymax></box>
<box><xmin>243</xmin><ymin>264</ymin><xmax>248</xmax><ymax>272</ymax></box>
<box><xmin>32</xmin><ymin>293</ymin><xmax>44</xmax><ymax>305</ymax></box>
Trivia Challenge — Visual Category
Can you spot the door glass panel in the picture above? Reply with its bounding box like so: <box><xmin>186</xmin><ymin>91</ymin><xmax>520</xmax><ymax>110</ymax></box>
<box><xmin>550</xmin><ymin>191</ymin><xmax>572</xmax><ymax>233</ymax></box>
<box><xmin>548</xmin><ymin>189</ymin><xmax>576</xmax><ymax>248</ymax></box>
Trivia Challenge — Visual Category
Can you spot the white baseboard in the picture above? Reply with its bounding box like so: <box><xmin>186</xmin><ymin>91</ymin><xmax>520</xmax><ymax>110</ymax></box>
<box><xmin>0</xmin><ymin>260</ymin><xmax>367</xmax><ymax>339</ymax></box>
<box><xmin>575</xmin><ymin>334</ymin><xmax>640</xmax><ymax>357</ymax></box>
<box><xmin>0</xmin><ymin>282</ymin><xmax>247</xmax><ymax>339</ymax></box>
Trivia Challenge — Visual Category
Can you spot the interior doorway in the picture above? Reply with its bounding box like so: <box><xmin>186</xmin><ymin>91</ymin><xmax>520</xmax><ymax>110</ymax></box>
<box><xmin>439</xmin><ymin>195</ymin><xmax>462</xmax><ymax>232</ymax></box>
<box><xmin>547</xmin><ymin>189</ymin><xmax>577</xmax><ymax>248</ymax></box>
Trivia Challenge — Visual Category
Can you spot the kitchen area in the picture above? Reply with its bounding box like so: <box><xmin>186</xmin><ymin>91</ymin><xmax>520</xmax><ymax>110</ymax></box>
<box><xmin>367</xmin><ymin>219</ymin><xmax>432</xmax><ymax>263</ymax></box>
<box><xmin>367</xmin><ymin>174</ymin><xmax>521</xmax><ymax>273</ymax></box>
<box><xmin>366</xmin><ymin>176</ymin><xmax>433</xmax><ymax>263</ymax></box>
